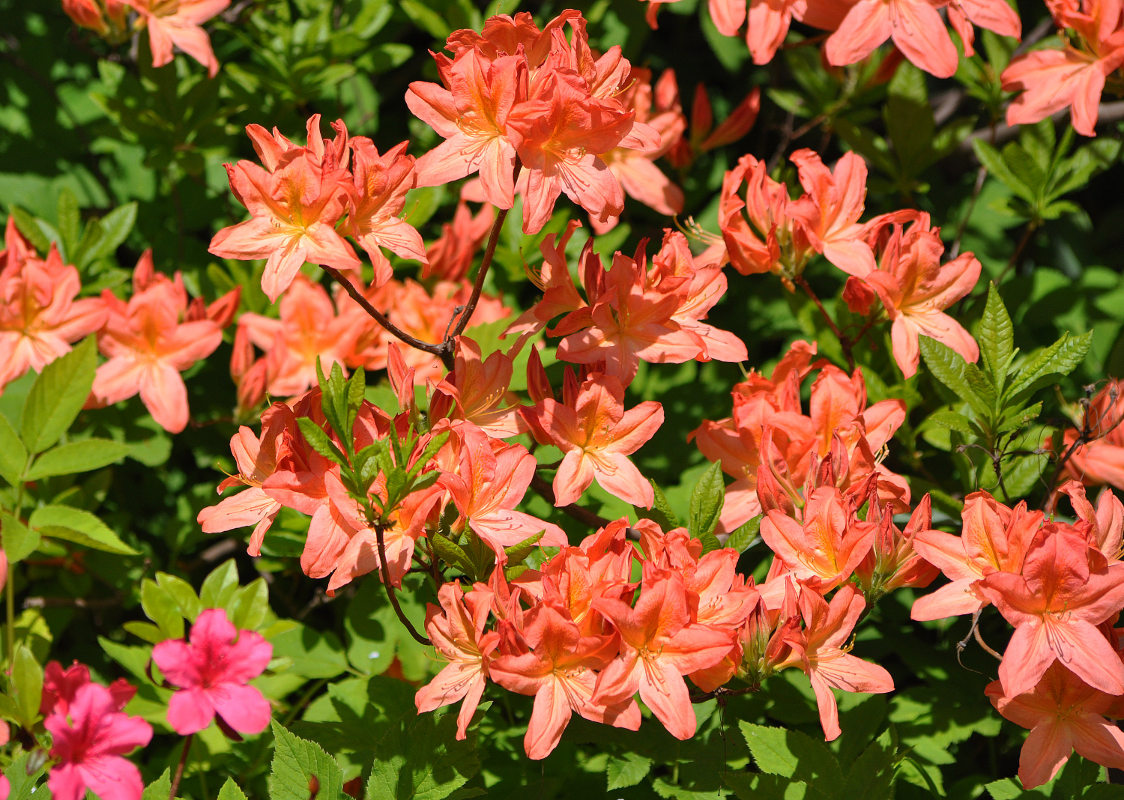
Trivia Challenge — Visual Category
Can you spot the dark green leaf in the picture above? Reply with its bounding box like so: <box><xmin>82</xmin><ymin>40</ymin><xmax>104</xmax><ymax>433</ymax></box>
<box><xmin>728</xmin><ymin>515</ymin><xmax>762</xmax><ymax>552</ymax></box>
<box><xmin>978</xmin><ymin>284</ymin><xmax>1015</xmax><ymax>388</ymax></box>
<box><xmin>689</xmin><ymin>461</ymin><xmax>725</xmax><ymax>540</ymax></box>
<box><xmin>297</xmin><ymin>418</ymin><xmax>348</xmax><ymax>466</ymax></box>
<box><xmin>1008</xmin><ymin>332</ymin><xmax>1093</xmax><ymax>398</ymax></box>
<box><xmin>920</xmin><ymin>338</ymin><xmax>992</xmax><ymax>421</ymax></box>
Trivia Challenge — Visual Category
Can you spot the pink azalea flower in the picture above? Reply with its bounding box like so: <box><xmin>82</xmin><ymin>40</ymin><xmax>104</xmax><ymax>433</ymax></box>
<box><xmin>152</xmin><ymin>608</ymin><xmax>273</xmax><ymax>735</ymax></box>
<box><xmin>45</xmin><ymin>682</ymin><xmax>153</xmax><ymax>800</ymax></box>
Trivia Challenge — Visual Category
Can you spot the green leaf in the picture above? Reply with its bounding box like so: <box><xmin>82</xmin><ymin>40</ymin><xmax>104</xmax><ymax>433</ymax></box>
<box><xmin>0</xmin><ymin>413</ymin><xmax>27</xmax><ymax>485</ymax></box>
<box><xmin>9</xmin><ymin>206</ymin><xmax>52</xmax><ymax>253</ymax></box>
<box><xmin>740</xmin><ymin>722</ymin><xmax>844</xmax><ymax>788</ymax></box>
<box><xmin>923</xmin><ymin>409</ymin><xmax>977</xmax><ymax>436</ymax></box>
<box><xmin>606</xmin><ymin>752</ymin><xmax>652</xmax><ymax>791</ymax></box>
<box><xmin>1007</xmin><ymin>331</ymin><xmax>1093</xmax><ymax>398</ymax></box>
<box><xmin>155</xmin><ymin>572</ymin><xmax>204</xmax><ymax>621</ymax></box>
<box><xmin>973</xmin><ymin>139</ymin><xmax>1033</xmax><ymax>202</ymax></box>
<box><xmin>141</xmin><ymin>579</ymin><xmax>185</xmax><ymax>639</ymax></box>
<box><xmin>141</xmin><ymin>770</ymin><xmax>172</xmax><ymax>800</ymax></box>
<box><xmin>30</xmin><ymin>504</ymin><xmax>138</xmax><ymax>555</ymax></box>
<box><xmin>19</xmin><ymin>336</ymin><xmax>97</xmax><ymax>453</ymax></box>
<box><xmin>920</xmin><ymin>338</ymin><xmax>991</xmax><ymax>421</ymax></box>
<box><xmin>689</xmin><ymin>460</ymin><xmax>725</xmax><ymax>541</ymax></box>
<box><xmin>841</xmin><ymin>730</ymin><xmax>898</xmax><ymax>798</ymax></box>
<box><xmin>200</xmin><ymin>560</ymin><xmax>240</xmax><ymax>609</ymax></box>
<box><xmin>56</xmin><ymin>188</ymin><xmax>80</xmax><ymax>255</ymax></box>
<box><xmin>297</xmin><ymin>417</ymin><xmax>348</xmax><ymax>467</ymax></box>
<box><xmin>503</xmin><ymin>531</ymin><xmax>544</xmax><ymax>565</ymax></box>
<box><xmin>977</xmin><ymin>284</ymin><xmax>1015</xmax><ymax>389</ymax></box>
<box><xmin>24</xmin><ymin>438</ymin><xmax>132</xmax><ymax>480</ymax></box>
<box><xmin>639</xmin><ymin>479</ymin><xmax>680</xmax><ymax>531</ymax></box>
<box><xmin>1</xmin><ymin>512</ymin><xmax>40</xmax><ymax>563</ymax></box>
<box><xmin>430</xmin><ymin>532</ymin><xmax>475</xmax><ymax>576</ymax></box>
<box><xmin>84</xmin><ymin>202</ymin><xmax>137</xmax><ymax>263</ymax></box>
<box><xmin>12</xmin><ymin>645</ymin><xmax>43</xmax><ymax>724</ymax></box>
<box><xmin>229</xmin><ymin>578</ymin><xmax>269</xmax><ymax>631</ymax></box>
<box><xmin>217</xmin><ymin>778</ymin><xmax>249</xmax><ymax>800</ymax></box>
<box><xmin>268</xmin><ymin>720</ymin><xmax>346</xmax><ymax>800</ymax></box>
<box><xmin>728</xmin><ymin>515</ymin><xmax>762</xmax><ymax>552</ymax></box>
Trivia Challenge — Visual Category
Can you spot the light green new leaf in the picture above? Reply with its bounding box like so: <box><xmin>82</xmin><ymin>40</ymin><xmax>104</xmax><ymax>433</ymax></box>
<box><xmin>24</xmin><ymin>438</ymin><xmax>132</xmax><ymax>480</ymax></box>
<box><xmin>1008</xmin><ymin>331</ymin><xmax>1092</xmax><ymax>399</ymax></box>
<box><xmin>1</xmin><ymin>512</ymin><xmax>40</xmax><ymax>563</ymax></box>
<box><xmin>12</xmin><ymin>645</ymin><xmax>43</xmax><ymax>724</ymax></box>
<box><xmin>200</xmin><ymin>560</ymin><xmax>241</xmax><ymax>609</ymax></box>
<box><xmin>977</xmin><ymin>284</ymin><xmax>1015</xmax><ymax>389</ymax></box>
<box><xmin>0</xmin><ymin>413</ymin><xmax>27</xmax><ymax>485</ymax></box>
<box><xmin>141</xmin><ymin>770</ymin><xmax>172</xmax><ymax>800</ymax></box>
<box><xmin>268</xmin><ymin>721</ymin><xmax>345</xmax><ymax>800</ymax></box>
<box><xmin>19</xmin><ymin>337</ymin><xmax>97</xmax><ymax>453</ymax></box>
<box><xmin>30</xmin><ymin>504</ymin><xmax>138</xmax><ymax>555</ymax></box>
<box><xmin>689</xmin><ymin>460</ymin><xmax>726</xmax><ymax>542</ymax></box>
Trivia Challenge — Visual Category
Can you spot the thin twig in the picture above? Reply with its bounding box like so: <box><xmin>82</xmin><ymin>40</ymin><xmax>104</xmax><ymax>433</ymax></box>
<box><xmin>169</xmin><ymin>733</ymin><xmax>193</xmax><ymax>800</ymax></box>
<box><xmin>321</xmin><ymin>265</ymin><xmax>452</xmax><ymax>368</ymax></box>
<box><xmin>446</xmin><ymin>165</ymin><xmax>521</xmax><ymax>343</ymax></box>
<box><xmin>530</xmin><ymin>473</ymin><xmax>611</xmax><ymax>530</ymax></box>
<box><xmin>796</xmin><ymin>276</ymin><xmax>854</xmax><ymax>370</ymax></box>
<box><xmin>374</xmin><ymin>523</ymin><xmax>431</xmax><ymax>646</ymax></box>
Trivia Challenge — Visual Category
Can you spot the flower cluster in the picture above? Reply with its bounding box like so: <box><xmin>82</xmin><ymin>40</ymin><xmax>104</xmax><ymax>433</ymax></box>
<box><xmin>912</xmin><ymin>485</ymin><xmax>1124</xmax><ymax>787</ymax></box>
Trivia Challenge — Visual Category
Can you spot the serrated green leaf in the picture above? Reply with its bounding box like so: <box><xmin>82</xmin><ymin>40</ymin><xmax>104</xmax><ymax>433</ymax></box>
<box><xmin>923</xmin><ymin>409</ymin><xmax>977</xmax><ymax>436</ymax></box>
<box><xmin>1</xmin><ymin>512</ymin><xmax>39</xmax><ymax>563</ymax></box>
<box><xmin>689</xmin><ymin>461</ymin><xmax>726</xmax><ymax>541</ymax></box>
<box><xmin>141</xmin><ymin>770</ymin><xmax>172</xmax><ymax>800</ymax></box>
<box><xmin>920</xmin><ymin>338</ymin><xmax>992</xmax><ymax>421</ymax></box>
<box><xmin>978</xmin><ymin>284</ymin><xmax>1014</xmax><ymax>389</ymax></box>
<box><xmin>740</xmin><ymin>722</ymin><xmax>844</xmax><ymax>787</ymax></box>
<box><xmin>1008</xmin><ymin>332</ymin><xmax>1092</xmax><ymax>398</ymax></box>
<box><xmin>297</xmin><ymin>417</ymin><xmax>348</xmax><ymax>466</ymax></box>
<box><xmin>30</xmin><ymin>504</ymin><xmax>138</xmax><ymax>555</ymax></box>
<box><xmin>12</xmin><ymin>645</ymin><xmax>43</xmax><ymax>724</ymax></box>
<box><xmin>19</xmin><ymin>337</ymin><xmax>97</xmax><ymax>453</ymax></box>
<box><xmin>0</xmin><ymin>413</ymin><xmax>27</xmax><ymax>485</ymax></box>
<box><xmin>24</xmin><ymin>438</ymin><xmax>132</xmax><ymax>480</ymax></box>
<box><xmin>217</xmin><ymin>778</ymin><xmax>249</xmax><ymax>800</ymax></box>
<box><xmin>606</xmin><ymin>752</ymin><xmax>652</xmax><ymax>791</ymax></box>
<box><xmin>841</xmin><ymin>730</ymin><xmax>898</xmax><ymax>798</ymax></box>
<box><xmin>268</xmin><ymin>721</ymin><xmax>346</xmax><ymax>800</ymax></box>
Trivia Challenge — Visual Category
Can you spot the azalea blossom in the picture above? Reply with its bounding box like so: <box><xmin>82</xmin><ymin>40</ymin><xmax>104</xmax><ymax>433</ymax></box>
<box><xmin>45</xmin><ymin>682</ymin><xmax>153</xmax><ymax>800</ymax></box>
<box><xmin>152</xmin><ymin>608</ymin><xmax>273</xmax><ymax>735</ymax></box>
<box><xmin>124</xmin><ymin>0</ymin><xmax>230</xmax><ymax>77</ymax></box>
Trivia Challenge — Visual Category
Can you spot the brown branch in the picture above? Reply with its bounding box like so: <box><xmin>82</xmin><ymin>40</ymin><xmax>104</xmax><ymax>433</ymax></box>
<box><xmin>530</xmin><ymin>473</ymin><xmax>611</xmax><ymax>530</ymax></box>
<box><xmin>374</xmin><ymin>522</ymin><xmax>431</xmax><ymax>646</ymax></box>
<box><xmin>796</xmin><ymin>276</ymin><xmax>854</xmax><ymax>370</ymax></box>
<box><xmin>322</xmin><ymin>265</ymin><xmax>453</xmax><ymax>370</ymax></box>
<box><xmin>445</xmin><ymin>163</ymin><xmax>522</xmax><ymax>343</ymax></box>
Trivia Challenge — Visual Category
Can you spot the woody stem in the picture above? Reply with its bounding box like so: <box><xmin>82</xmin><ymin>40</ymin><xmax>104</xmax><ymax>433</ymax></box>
<box><xmin>321</xmin><ymin>266</ymin><xmax>454</xmax><ymax>370</ymax></box>
<box><xmin>796</xmin><ymin>277</ymin><xmax>854</xmax><ymax>370</ymax></box>
<box><xmin>443</xmin><ymin>162</ymin><xmax>524</xmax><ymax>347</ymax></box>
<box><xmin>374</xmin><ymin>522</ymin><xmax>431</xmax><ymax>646</ymax></box>
<box><xmin>169</xmin><ymin>733</ymin><xmax>193</xmax><ymax>800</ymax></box>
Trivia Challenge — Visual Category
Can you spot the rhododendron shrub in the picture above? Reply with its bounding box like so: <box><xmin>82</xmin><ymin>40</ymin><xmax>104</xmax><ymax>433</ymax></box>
<box><xmin>3</xmin><ymin>0</ymin><xmax>1124</xmax><ymax>796</ymax></box>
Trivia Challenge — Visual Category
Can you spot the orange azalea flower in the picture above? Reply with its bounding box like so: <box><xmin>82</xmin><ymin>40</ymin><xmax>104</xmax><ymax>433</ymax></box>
<box><xmin>124</xmin><ymin>0</ymin><xmax>230</xmax><ymax>77</ymax></box>
<box><xmin>521</xmin><ymin>368</ymin><xmax>664</xmax><ymax>508</ymax></box>
<box><xmin>1002</xmin><ymin>0</ymin><xmax>1124</xmax><ymax>136</ymax></box>
<box><xmin>859</xmin><ymin>214</ymin><xmax>981</xmax><ymax>378</ymax></box>
<box><xmin>416</xmin><ymin>582</ymin><xmax>500</xmax><ymax>740</ymax></box>
<box><xmin>987</xmin><ymin>663</ymin><xmax>1124</xmax><ymax>789</ymax></box>
<box><xmin>977</xmin><ymin>526</ymin><xmax>1124</xmax><ymax>698</ymax></box>
<box><xmin>210</xmin><ymin>116</ymin><xmax>359</xmax><ymax>302</ymax></box>
<box><xmin>0</xmin><ymin>220</ymin><xmax>107</xmax><ymax>392</ymax></box>
<box><xmin>90</xmin><ymin>253</ymin><xmax>232</xmax><ymax>433</ymax></box>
